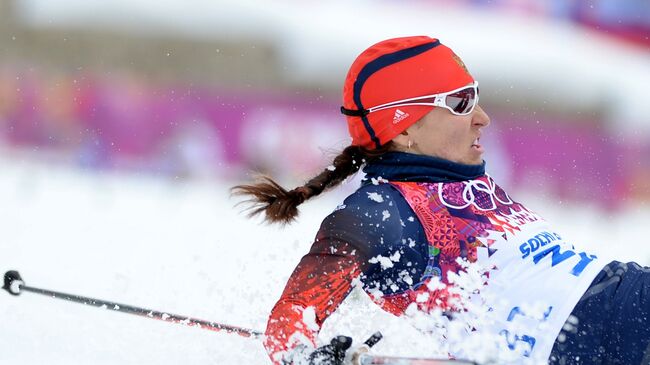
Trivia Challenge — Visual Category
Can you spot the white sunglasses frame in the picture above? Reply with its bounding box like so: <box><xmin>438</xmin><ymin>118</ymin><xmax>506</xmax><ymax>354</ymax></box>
<box><xmin>366</xmin><ymin>81</ymin><xmax>479</xmax><ymax>116</ymax></box>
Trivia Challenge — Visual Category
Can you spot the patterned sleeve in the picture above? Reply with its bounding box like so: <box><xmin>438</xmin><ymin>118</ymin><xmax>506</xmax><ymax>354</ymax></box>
<box><xmin>263</xmin><ymin>206</ymin><xmax>377</xmax><ymax>364</ymax></box>
<box><xmin>263</xmin><ymin>184</ymin><xmax>422</xmax><ymax>364</ymax></box>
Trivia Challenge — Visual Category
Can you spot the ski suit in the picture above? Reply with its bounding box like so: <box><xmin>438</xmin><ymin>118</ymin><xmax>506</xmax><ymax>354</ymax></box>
<box><xmin>264</xmin><ymin>152</ymin><xmax>649</xmax><ymax>364</ymax></box>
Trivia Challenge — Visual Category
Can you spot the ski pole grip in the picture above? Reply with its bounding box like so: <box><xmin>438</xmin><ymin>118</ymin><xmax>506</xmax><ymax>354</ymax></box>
<box><xmin>363</xmin><ymin>332</ymin><xmax>383</xmax><ymax>348</ymax></box>
<box><xmin>3</xmin><ymin>270</ymin><xmax>24</xmax><ymax>296</ymax></box>
<box><xmin>351</xmin><ymin>332</ymin><xmax>383</xmax><ymax>365</ymax></box>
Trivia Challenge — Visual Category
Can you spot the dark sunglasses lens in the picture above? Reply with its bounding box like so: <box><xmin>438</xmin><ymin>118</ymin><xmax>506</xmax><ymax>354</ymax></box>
<box><xmin>446</xmin><ymin>87</ymin><xmax>476</xmax><ymax>114</ymax></box>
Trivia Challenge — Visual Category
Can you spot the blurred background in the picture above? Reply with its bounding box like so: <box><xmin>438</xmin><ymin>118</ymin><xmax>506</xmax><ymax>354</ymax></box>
<box><xmin>1</xmin><ymin>1</ymin><xmax>649</xmax><ymax>364</ymax></box>
<box><xmin>1</xmin><ymin>0</ymin><xmax>649</xmax><ymax>203</ymax></box>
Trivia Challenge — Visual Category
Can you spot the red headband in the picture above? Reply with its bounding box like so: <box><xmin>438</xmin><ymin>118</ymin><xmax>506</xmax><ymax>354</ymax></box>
<box><xmin>342</xmin><ymin>36</ymin><xmax>474</xmax><ymax>149</ymax></box>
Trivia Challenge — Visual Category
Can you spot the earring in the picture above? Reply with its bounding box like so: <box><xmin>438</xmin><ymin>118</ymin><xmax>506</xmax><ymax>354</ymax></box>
<box><xmin>407</xmin><ymin>140</ymin><xmax>412</xmax><ymax>150</ymax></box>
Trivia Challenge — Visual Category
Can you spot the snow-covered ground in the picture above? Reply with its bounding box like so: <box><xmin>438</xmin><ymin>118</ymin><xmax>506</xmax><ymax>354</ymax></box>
<box><xmin>1</xmin><ymin>156</ymin><xmax>649</xmax><ymax>364</ymax></box>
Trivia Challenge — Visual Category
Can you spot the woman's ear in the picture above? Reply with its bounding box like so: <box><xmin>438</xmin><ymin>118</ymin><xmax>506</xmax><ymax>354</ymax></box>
<box><xmin>391</xmin><ymin>130</ymin><xmax>410</xmax><ymax>151</ymax></box>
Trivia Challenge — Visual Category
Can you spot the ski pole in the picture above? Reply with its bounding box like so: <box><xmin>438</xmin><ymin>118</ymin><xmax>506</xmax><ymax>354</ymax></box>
<box><xmin>3</xmin><ymin>270</ymin><xmax>478</xmax><ymax>365</ymax></box>
<box><xmin>357</xmin><ymin>354</ymin><xmax>477</xmax><ymax>365</ymax></box>
<box><xmin>2</xmin><ymin>270</ymin><xmax>263</xmax><ymax>339</ymax></box>
<box><xmin>353</xmin><ymin>334</ymin><xmax>476</xmax><ymax>365</ymax></box>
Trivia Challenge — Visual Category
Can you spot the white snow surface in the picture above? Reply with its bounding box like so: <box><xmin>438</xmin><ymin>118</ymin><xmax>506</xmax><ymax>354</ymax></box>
<box><xmin>1</xmin><ymin>156</ymin><xmax>650</xmax><ymax>364</ymax></box>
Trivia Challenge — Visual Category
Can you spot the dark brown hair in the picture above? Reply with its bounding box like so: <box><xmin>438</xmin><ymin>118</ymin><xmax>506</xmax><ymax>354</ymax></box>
<box><xmin>232</xmin><ymin>143</ymin><xmax>394</xmax><ymax>224</ymax></box>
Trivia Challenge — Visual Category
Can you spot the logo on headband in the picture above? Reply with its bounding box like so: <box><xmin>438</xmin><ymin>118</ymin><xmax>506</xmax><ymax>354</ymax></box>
<box><xmin>452</xmin><ymin>53</ymin><xmax>469</xmax><ymax>74</ymax></box>
<box><xmin>393</xmin><ymin>109</ymin><xmax>409</xmax><ymax>124</ymax></box>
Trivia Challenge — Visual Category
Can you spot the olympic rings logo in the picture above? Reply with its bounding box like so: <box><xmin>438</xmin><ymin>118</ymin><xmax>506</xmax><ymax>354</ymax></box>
<box><xmin>437</xmin><ymin>176</ymin><xmax>514</xmax><ymax>211</ymax></box>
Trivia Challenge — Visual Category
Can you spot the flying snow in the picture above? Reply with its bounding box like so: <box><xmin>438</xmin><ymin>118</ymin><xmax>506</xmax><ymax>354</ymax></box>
<box><xmin>367</xmin><ymin>192</ymin><xmax>384</xmax><ymax>203</ymax></box>
<box><xmin>369</xmin><ymin>255</ymin><xmax>395</xmax><ymax>269</ymax></box>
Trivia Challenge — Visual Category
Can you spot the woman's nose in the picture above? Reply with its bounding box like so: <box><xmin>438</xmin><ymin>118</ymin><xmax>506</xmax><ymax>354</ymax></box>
<box><xmin>472</xmin><ymin>105</ymin><xmax>491</xmax><ymax>128</ymax></box>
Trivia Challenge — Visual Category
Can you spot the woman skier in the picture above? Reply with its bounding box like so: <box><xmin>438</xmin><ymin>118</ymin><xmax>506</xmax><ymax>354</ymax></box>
<box><xmin>234</xmin><ymin>36</ymin><xmax>650</xmax><ymax>365</ymax></box>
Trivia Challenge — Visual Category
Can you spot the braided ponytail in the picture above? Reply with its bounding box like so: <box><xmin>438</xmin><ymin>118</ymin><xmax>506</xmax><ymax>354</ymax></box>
<box><xmin>232</xmin><ymin>143</ymin><xmax>393</xmax><ymax>224</ymax></box>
